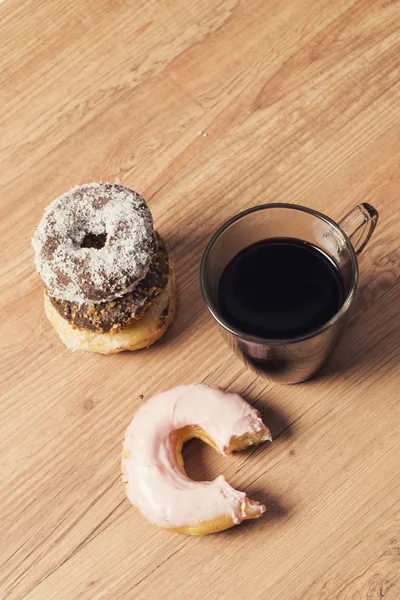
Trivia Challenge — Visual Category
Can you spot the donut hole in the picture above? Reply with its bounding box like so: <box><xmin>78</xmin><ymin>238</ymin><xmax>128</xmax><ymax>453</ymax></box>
<box><xmin>80</xmin><ymin>232</ymin><xmax>108</xmax><ymax>250</ymax></box>
<box><xmin>182</xmin><ymin>438</ymin><xmax>221</xmax><ymax>482</ymax></box>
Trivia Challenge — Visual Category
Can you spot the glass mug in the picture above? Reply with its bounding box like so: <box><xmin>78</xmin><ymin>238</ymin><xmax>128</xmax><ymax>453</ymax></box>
<box><xmin>200</xmin><ymin>203</ymin><xmax>378</xmax><ymax>384</ymax></box>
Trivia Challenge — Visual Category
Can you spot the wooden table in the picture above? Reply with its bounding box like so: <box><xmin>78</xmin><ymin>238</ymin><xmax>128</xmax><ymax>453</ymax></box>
<box><xmin>1</xmin><ymin>0</ymin><xmax>399</xmax><ymax>598</ymax></box>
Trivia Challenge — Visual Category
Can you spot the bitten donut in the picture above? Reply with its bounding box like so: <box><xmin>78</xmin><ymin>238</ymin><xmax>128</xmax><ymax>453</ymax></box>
<box><xmin>122</xmin><ymin>384</ymin><xmax>272</xmax><ymax>535</ymax></box>
<box><xmin>32</xmin><ymin>182</ymin><xmax>176</xmax><ymax>354</ymax></box>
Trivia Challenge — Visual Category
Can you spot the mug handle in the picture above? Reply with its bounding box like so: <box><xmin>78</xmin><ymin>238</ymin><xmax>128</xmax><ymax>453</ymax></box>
<box><xmin>339</xmin><ymin>203</ymin><xmax>379</xmax><ymax>255</ymax></box>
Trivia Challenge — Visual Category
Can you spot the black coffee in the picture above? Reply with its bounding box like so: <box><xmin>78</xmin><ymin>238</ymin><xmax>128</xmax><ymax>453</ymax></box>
<box><xmin>217</xmin><ymin>238</ymin><xmax>343</xmax><ymax>339</ymax></box>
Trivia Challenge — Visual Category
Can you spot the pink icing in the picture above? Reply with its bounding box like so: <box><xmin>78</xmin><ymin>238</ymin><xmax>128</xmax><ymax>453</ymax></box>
<box><xmin>122</xmin><ymin>384</ymin><xmax>272</xmax><ymax>529</ymax></box>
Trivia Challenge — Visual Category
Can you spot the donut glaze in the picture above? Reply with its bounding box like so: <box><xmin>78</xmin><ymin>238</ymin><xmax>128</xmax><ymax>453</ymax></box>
<box><xmin>32</xmin><ymin>183</ymin><xmax>157</xmax><ymax>303</ymax></box>
<box><xmin>122</xmin><ymin>384</ymin><xmax>272</xmax><ymax>533</ymax></box>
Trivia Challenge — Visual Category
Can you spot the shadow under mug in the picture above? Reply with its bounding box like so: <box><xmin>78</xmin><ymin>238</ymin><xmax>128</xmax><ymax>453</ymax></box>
<box><xmin>200</xmin><ymin>203</ymin><xmax>378</xmax><ymax>384</ymax></box>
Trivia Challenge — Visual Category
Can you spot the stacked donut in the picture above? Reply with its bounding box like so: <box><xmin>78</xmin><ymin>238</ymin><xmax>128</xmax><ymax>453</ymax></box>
<box><xmin>32</xmin><ymin>182</ymin><xmax>176</xmax><ymax>354</ymax></box>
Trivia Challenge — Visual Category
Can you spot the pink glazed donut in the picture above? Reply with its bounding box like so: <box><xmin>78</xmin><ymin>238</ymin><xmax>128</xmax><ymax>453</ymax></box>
<box><xmin>122</xmin><ymin>384</ymin><xmax>272</xmax><ymax>535</ymax></box>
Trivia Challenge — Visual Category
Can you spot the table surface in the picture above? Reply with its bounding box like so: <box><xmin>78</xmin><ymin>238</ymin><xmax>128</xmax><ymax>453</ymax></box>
<box><xmin>1</xmin><ymin>0</ymin><xmax>399</xmax><ymax>598</ymax></box>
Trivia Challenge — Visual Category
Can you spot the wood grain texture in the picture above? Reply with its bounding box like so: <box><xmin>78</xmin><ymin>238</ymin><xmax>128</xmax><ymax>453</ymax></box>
<box><xmin>0</xmin><ymin>0</ymin><xmax>399</xmax><ymax>598</ymax></box>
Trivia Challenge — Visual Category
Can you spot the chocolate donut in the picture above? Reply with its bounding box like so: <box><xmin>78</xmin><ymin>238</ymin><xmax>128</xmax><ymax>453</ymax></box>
<box><xmin>49</xmin><ymin>234</ymin><xmax>169</xmax><ymax>332</ymax></box>
<box><xmin>32</xmin><ymin>183</ymin><xmax>157</xmax><ymax>303</ymax></box>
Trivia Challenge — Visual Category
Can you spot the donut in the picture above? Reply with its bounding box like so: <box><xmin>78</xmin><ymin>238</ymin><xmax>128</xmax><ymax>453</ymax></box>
<box><xmin>32</xmin><ymin>182</ymin><xmax>176</xmax><ymax>353</ymax></box>
<box><xmin>48</xmin><ymin>234</ymin><xmax>169</xmax><ymax>332</ymax></box>
<box><xmin>32</xmin><ymin>182</ymin><xmax>157</xmax><ymax>304</ymax></box>
<box><xmin>44</xmin><ymin>265</ymin><xmax>177</xmax><ymax>354</ymax></box>
<box><xmin>122</xmin><ymin>384</ymin><xmax>272</xmax><ymax>535</ymax></box>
